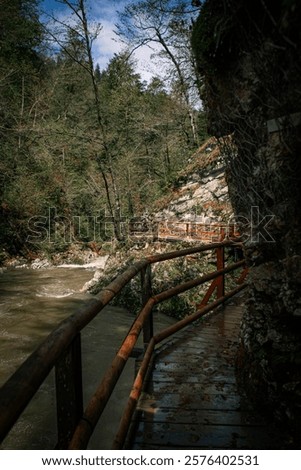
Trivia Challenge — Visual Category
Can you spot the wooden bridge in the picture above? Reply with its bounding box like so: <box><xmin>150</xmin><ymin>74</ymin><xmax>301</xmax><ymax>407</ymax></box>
<box><xmin>126</xmin><ymin>300</ymin><xmax>283</xmax><ymax>450</ymax></box>
<box><xmin>0</xmin><ymin>238</ymin><xmax>284</xmax><ymax>450</ymax></box>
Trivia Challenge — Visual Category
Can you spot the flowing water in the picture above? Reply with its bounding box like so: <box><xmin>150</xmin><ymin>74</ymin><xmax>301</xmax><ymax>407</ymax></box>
<box><xmin>0</xmin><ymin>263</ymin><xmax>175</xmax><ymax>449</ymax></box>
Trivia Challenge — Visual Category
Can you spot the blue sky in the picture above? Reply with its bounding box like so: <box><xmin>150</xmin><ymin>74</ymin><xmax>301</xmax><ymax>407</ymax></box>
<box><xmin>41</xmin><ymin>0</ymin><xmax>157</xmax><ymax>81</ymax></box>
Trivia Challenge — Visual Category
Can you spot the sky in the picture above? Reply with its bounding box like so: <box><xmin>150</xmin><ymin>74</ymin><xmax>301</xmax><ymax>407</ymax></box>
<box><xmin>41</xmin><ymin>0</ymin><xmax>158</xmax><ymax>82</ymax></box>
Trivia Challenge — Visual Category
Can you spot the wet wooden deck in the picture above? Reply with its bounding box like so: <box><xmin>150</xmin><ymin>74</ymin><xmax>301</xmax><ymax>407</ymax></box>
<box><xmin>127</xmin><ymin>297</ymin><xmax>284</xmax><ymax>450</ymax></box>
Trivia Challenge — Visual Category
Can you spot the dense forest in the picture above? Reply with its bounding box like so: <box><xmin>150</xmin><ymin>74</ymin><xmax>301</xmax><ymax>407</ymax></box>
<box><xmin>0</xmin><ymin>0</ymin><xmax>207</xmax><ymax>261</ymax></box>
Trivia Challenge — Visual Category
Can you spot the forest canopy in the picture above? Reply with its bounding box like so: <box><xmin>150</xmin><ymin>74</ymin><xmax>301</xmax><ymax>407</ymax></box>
<box><xmin>0</xmin><ymin>0</ymin><xmax>207</xmax><ymax>258</ymax></box>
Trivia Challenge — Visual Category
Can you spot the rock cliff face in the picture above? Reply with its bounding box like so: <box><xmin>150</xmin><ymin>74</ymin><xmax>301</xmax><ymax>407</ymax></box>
<box><xmin>154</xmin><ymin>137</ymin><xmax>235</xmax><ymax>239</ymax></box>
<box><xmin>192</xmin><ymin>0</ymin><xmax>301</xmax><ymax>437</ymax></box>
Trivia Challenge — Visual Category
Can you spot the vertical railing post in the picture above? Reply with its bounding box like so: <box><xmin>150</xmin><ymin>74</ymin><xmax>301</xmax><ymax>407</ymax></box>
<box><xmin>216</xmin><ymin>245</ymin><xmax>225</xmax><ymax>299</ymax></box>
<box><xmin>220</xmin><ymin>226</ymin><xmax>226</xmax><ymax>241</ymax></box>
<box><xmin>55</xmin><ymin>333</ymin><xmax>83</xmax><ymax>449</ymax></box>
<box><xmin>140</xmin><ymin>264</ymin><xmax>153</xmax><ymax>347</ymax></box>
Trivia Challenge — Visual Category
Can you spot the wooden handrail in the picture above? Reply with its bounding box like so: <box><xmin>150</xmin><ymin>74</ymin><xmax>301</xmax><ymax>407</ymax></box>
<box><xmin>157</xmin><ymin>222</ymin><xmax>240</xmax><ymax>242</ymax></box>
<box><xmin>0</xmin><ymin>259</ymin><xmax>148</xmax><ymax>443</ymax></box>
<box><xmin>112</xmin><ymin>284</ymin><xmax>246</xmax><ymax>449</ymax></box>
<box><xmin>68</xmin><ymin>259</ymin><xmax>245</xmax><ymax>449</ymax></box>
<box><xmin>0</xmin><ymin>239</ymin><xmax>246</xmax><ymax>449</ymax></box>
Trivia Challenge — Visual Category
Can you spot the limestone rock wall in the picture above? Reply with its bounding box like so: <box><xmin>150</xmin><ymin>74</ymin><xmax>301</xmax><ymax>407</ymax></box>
<box><xmin>192</xmin><ymin>0</ymin><xmax>301</xmax><ymax>436</ymax></box>
<box><xmin>154</xmin><ymin>137</ymin><xmax>234</xmax><ymax>225</ymax></box>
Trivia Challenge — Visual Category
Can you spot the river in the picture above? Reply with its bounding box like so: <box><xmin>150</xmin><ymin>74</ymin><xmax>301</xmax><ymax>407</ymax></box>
<box><xmin>0</xmin><ymin>263</ymin><xmax>175</xmax><ymax>450</ymax></box>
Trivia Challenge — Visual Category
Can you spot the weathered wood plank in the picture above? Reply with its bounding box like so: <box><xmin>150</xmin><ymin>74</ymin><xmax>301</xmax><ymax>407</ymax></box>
<box><xmin>137</xmin><ymin>393</ymin><xmax>244</xmax><ymax>411</ymax></box>
<box><xmin>150</xmin><ymin>371</ymin><xmax>237</xmax><ymax>384</ymax></box>
<box><xmin>136</xmin><ymin>407</ymin><xmax>267</xmax><ymax>427</ymax></box>
<box><xmin>132</xmin><ymin>422</ymin><xmax>283</xmax><ymax>449</ymax></box>
<box><xmin>143</xmin><ymin>380</ymin><xmax>239</xmax><ymax>395</ymax></box>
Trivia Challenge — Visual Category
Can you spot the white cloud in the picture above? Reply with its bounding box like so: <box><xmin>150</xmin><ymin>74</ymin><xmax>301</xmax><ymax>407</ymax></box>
<box><xmin>89</xmin><ymin>0</ymin><xmax>163</xmax><ymax>82</ymax></box>
<box><xmin>93</xmin><ymin>18</ymin><xmax>161</xmax><ymax>83</ymax></box>
<box><xmin>132</xmin><ymin>43</ymin><xmax>164</xmax><ymax>83</ymax></box>
<box><xmin>42</xmin><ymin>0</ymin><xmax>161</xmax><ymax>83</ymax></box>
<box><xmin>93</xmin><ymin>19</ymin><xmax>123</xmax><ymax>70</ymax></box>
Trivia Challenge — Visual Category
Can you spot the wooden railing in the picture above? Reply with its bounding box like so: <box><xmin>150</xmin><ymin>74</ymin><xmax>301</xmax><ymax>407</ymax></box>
<box><xmin>128</xmin><ymin>221</ymin><xmax>239</xmax><ymax>243</ymax></box>
<box><xmin>157</xmin><ymin>222</ymin><xmax>239</xmax><ymax>242</ymax></box>
<box><xmin>0</xmin><ymin>240</ymin><xmax>247</xmax><ymax>450</ymax></box>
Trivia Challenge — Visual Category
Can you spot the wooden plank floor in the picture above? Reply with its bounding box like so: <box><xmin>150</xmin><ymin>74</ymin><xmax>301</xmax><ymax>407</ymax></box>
<box><xmin>127</xmin><ymin>296</ymin><xmax>285</xmax><ymax>450</ymax></box>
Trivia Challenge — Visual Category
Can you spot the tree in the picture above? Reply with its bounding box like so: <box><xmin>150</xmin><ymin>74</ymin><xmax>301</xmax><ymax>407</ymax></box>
<box><xmin>0</xmin><ymin>0</ymin><xmax>44</xmax><ymax>161</ymax></box>
<box><xmin>45</xmin><ymin>1</ymin><xmax>200</xmax><ymax>240</ymax></box>
<box><xmin>0</xmin><ymin>0</ymin><xmax>46</xmax><ymax>253</ymax></box>
<box><xmin>116</xmin><ymin>0</ymin><xmax>201</xmax><ymax>147</ymax></box>
<box><xmin>45</xmin><ymin>0</ymin><xmax>128</xmax><ymax>240</ymax></box>
<box><xmin>0</xmin><ymin>0</ymin><xmax>207</xmax><ymax>257</ymax></box>
<box><xmin>97</xmin><ymin>53</ymin><xmax>200</xmax><ymax>215</ymax></box>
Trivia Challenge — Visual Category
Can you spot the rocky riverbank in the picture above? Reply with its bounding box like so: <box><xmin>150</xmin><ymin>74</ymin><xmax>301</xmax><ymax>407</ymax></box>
<box><xmin>1</xmin><ymin>237</ymin><xmax>217</xmax><ymax>319</ymax></box>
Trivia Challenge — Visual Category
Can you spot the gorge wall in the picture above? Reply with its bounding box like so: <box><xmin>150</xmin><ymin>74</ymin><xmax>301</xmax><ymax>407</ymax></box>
<box><xmin>192</xmin><ymin>0</ymin><xmax>301</xmax><ymax>438</ymax></box>
<box><xmin>154</xmin><ymin>137</ymin><xmax>234</xmax><ymax>235</ymax></box>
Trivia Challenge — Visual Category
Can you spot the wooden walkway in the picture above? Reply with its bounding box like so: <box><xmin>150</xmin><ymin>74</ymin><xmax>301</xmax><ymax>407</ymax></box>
<box><xmin>127</xmin><ymin>297</ymin><xmax>284</xmax><ymax>450</ymax></box>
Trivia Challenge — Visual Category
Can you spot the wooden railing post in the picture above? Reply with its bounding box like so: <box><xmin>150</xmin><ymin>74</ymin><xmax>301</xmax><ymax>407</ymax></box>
<box><xmin>140</xmin><ymin>264</ymin><xmax>153</xmax><ymax>346</ymax></box>
<box><xmin>186</xmin><ymin>223</ymin><xmax>190</xmax><ymax>238</ymax></box>
<box><xmin>55</xmin><ymin>333</ymin><xmax>83</xmax><ymax>449</ymax></box>
<box><xmin>216</xmin><ymin>245</ymin><xmax>225</xmax><ymax>299</ymax></box>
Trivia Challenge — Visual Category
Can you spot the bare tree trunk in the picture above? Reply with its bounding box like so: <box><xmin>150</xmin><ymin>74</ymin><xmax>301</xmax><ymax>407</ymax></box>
<box><xmin>155</xmin><ymin>28</ymin><xmax>198</xmax><ymax>146</ymax></box>
<box><xmin>18</xmin><ymin>75</ymin><xmax>25</xmax><ymax>149</ymax></box>
<box><xmin>62</xmin><ymin>0</ymin><xmax>124</xmax><ymax>241</ymax></box>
